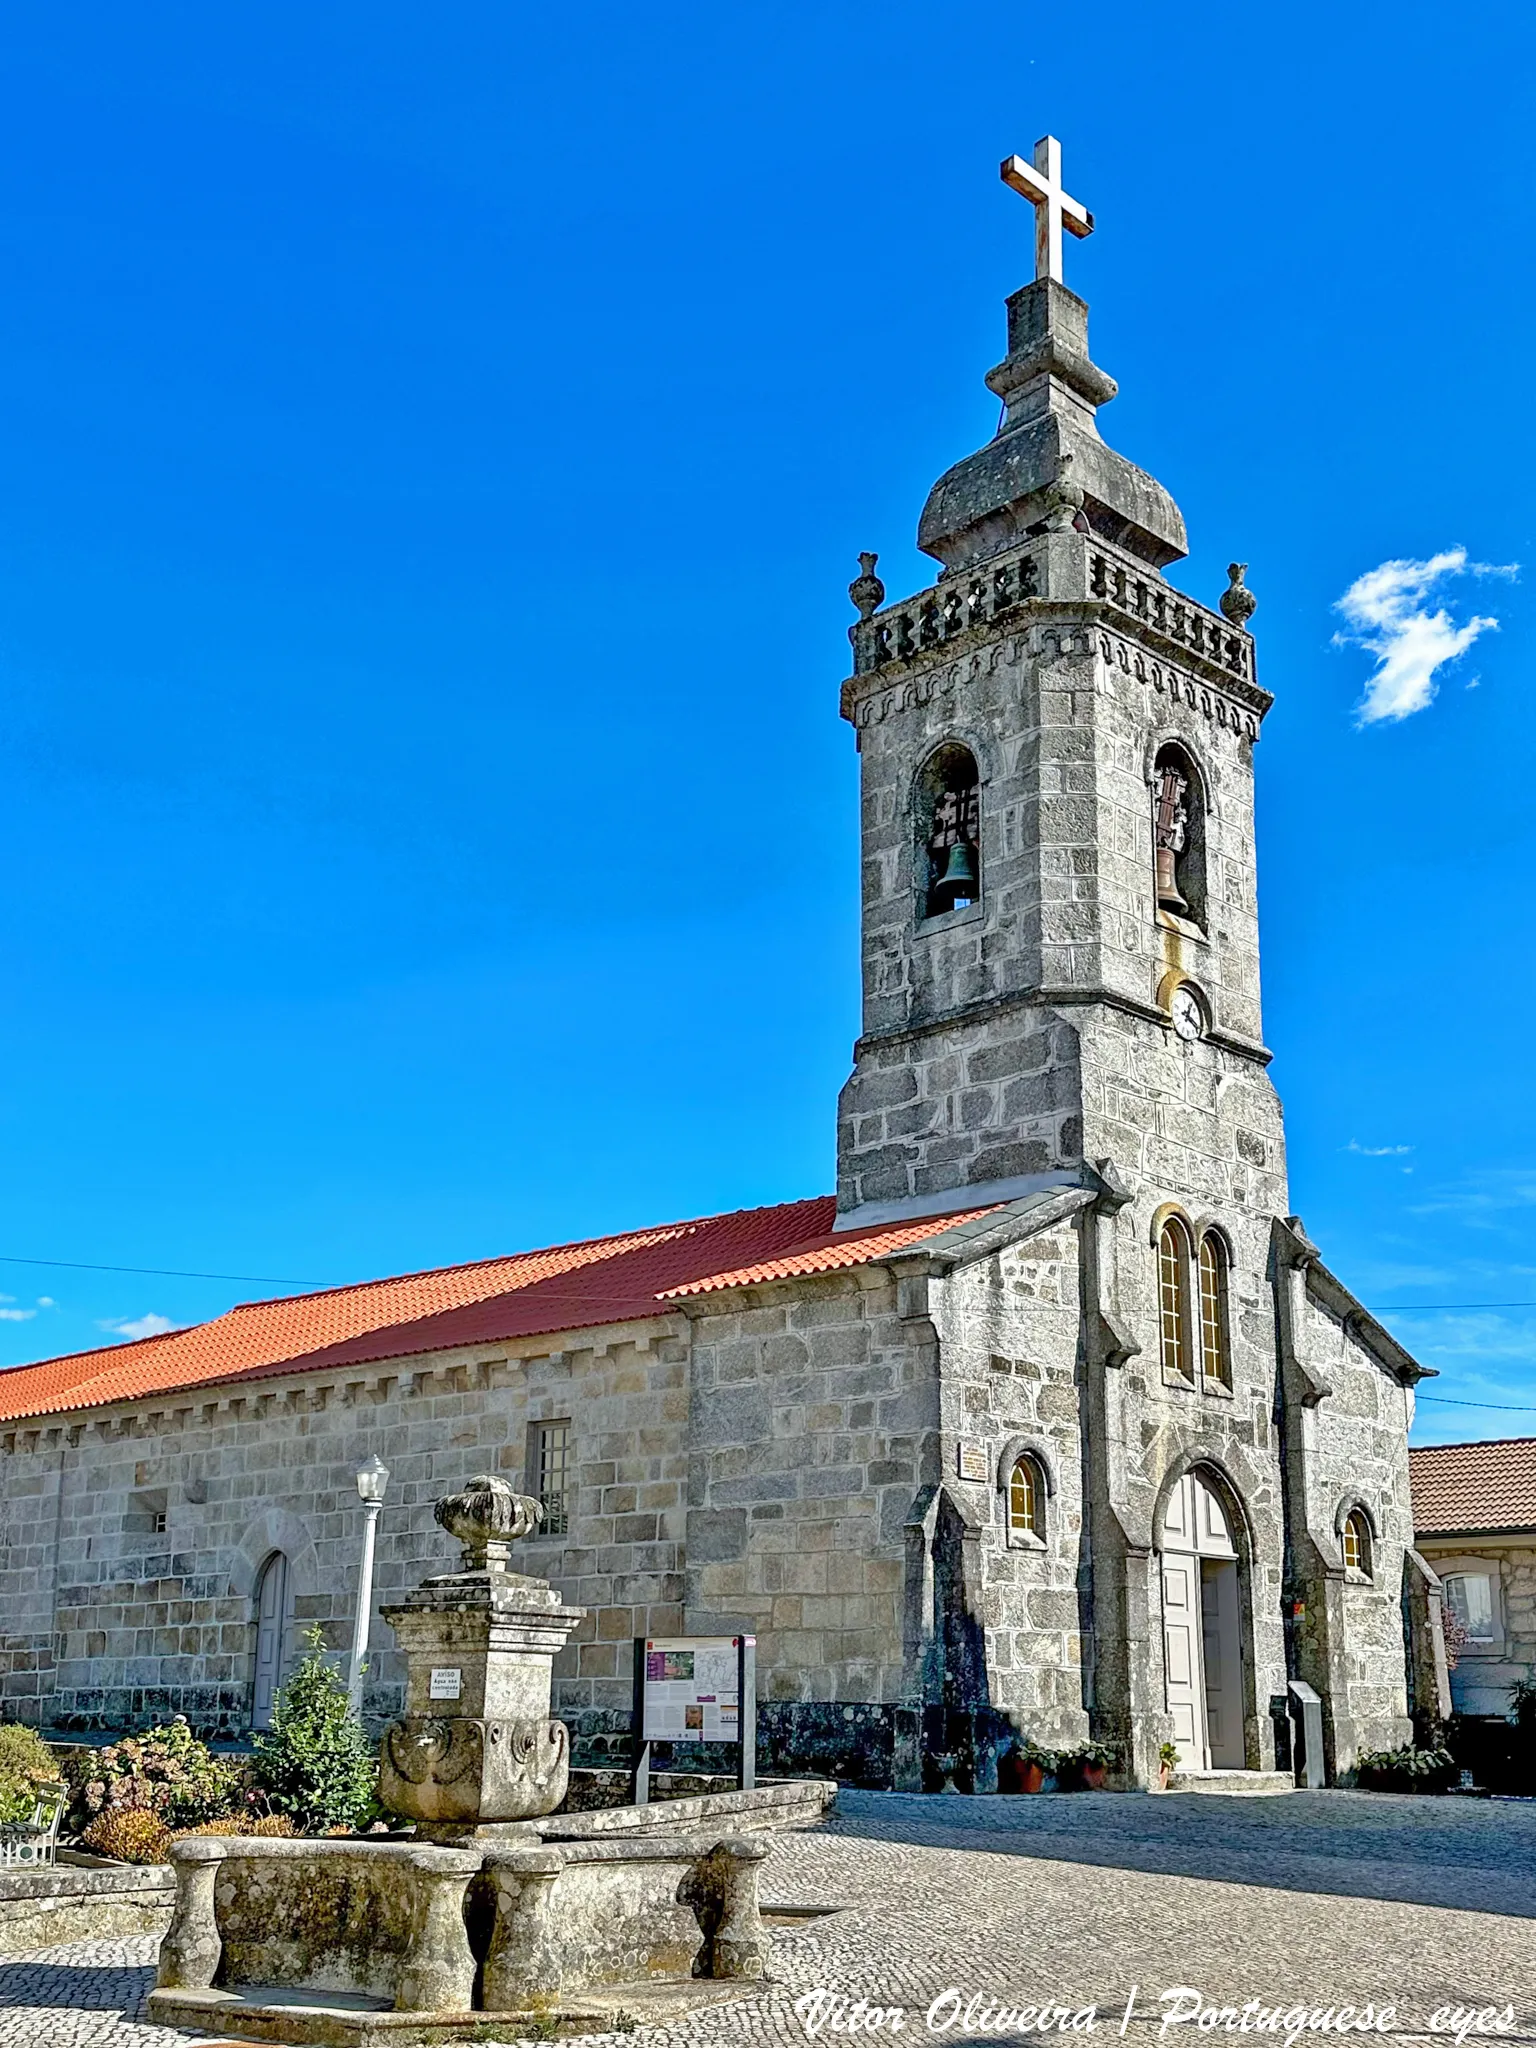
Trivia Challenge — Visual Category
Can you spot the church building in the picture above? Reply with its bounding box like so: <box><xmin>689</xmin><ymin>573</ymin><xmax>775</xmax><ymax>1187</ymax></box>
<box><xmin>0</xmin><ymin>144</ymin><xmax>1449</xmax><ymax>1790</ymax></box>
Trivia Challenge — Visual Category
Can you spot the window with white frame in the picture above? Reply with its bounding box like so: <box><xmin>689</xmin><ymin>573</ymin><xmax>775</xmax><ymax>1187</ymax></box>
<box><xmin>1443</xmin><ymin>1571</ymin><xmax>1496</xmax><ymax>1643</ymax></box>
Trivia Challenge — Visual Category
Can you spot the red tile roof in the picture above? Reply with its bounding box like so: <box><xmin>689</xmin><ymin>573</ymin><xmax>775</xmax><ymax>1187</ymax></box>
<box><xmin>1410</xmin><ymin>1437</ymin><xmax>1536</xmax><ymax>1536</ymax></box>
<box><xmin>0</xmin><ymin>1195</ymin><xmax>998</xmax><ymax>1427</ymax></box>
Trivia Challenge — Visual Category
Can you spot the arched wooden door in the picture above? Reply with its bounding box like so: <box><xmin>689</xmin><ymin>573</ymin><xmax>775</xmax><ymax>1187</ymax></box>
<box><xmin>1160</xmin><ymin>1470</ymin><xmax>1245</xmax><ymax>1770</ymax></box>
<box><xmin>252</xmin><ymin>1551</ymin><xmax>293</xmax><ymax>1730</ymax></box>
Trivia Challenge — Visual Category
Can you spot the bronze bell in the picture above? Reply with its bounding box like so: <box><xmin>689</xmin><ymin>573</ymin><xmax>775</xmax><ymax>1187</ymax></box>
<box><xmin>1156</xmin><ymin>846</ymin><xmax>1188</xmax><ymax>914</ymax></box>
<box><xmin>931</xmin><ymin>839</ymin><xmax>978</xmax><ymax>911</ymax></box>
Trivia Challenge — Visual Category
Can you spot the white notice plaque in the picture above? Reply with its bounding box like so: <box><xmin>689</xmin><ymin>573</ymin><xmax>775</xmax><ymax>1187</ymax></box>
<box><xmin>957</xmin><ymin>1441</ymin><xmax>989</xmax><ymax>1484</ymax></box>
<box><xmin>641</xmin><ymin>1637</ymin><xmax>741</xmax><ymax>1743</ymax></box>
<box><xmin>429</xmin><ymin>1667</ymin><xmax>463</xmax><ymax>1701</ymax></box>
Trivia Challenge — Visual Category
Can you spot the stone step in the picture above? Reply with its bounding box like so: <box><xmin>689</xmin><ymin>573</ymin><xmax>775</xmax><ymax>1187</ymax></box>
<box><xmin>1165</xmin><ymin>1769</ymin><xmax>1296</xmax><ymax>1796</ymax></box>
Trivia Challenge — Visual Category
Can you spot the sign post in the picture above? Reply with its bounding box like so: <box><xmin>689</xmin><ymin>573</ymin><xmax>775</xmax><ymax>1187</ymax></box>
<box><xmin>631</xmin><ymin>1634</ymin><xmax>757</xmax><ymax>1804</ymax></box>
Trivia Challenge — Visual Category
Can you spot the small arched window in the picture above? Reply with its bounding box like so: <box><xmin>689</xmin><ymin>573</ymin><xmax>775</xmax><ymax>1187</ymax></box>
<box><xmin>1008</xmin><ymin>1455</ymin><xmax>1045</xmax><ymax>1543</ymax></box>
<box><xmin>1158</xmin><ymin>1217</ymin><xmax>1195</xmax><ymax>1383</ymax></box>
<box><xmin>1198</xmin><ymin>1234</ymin><xmax>1231</xmax><ymax>1388</ymax></box>
<box><xmin>1152</xmin><ymin>743</ymin><xmax>1207</xmax><ymax>928</ymax></box>
<box><xmin>917</xmin><ymin>743</ymin><xmax>981</xmax><ymax>919</ymax></box>
<box><xmin>1342</xmin><ymin>1510</ymin><xmax>1372</xmax><ymax>1579</ymax></box>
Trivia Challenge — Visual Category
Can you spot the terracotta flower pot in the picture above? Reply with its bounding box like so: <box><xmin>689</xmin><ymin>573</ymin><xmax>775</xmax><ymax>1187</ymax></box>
<box><xmin>998</xmin><ymin>1752</ymin><xmax>1046</xmax><ymax>1795</ymax></box>
<box><xmin>1080</xmin><ymin>1762</ymin><xmax>1108</xmax><ymax>1791</ymax></box>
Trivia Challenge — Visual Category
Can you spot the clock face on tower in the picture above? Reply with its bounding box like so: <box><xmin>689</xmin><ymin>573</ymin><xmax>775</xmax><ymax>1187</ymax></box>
<box><xmin>1170</xmin><ymin>984</ymin><xmax>1205</xmax><ymax>1043</ymax></box>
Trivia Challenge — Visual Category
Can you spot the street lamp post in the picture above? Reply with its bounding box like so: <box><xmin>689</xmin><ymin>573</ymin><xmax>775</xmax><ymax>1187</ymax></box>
<box><xmin>347</xmin><ymin>1456</ymin><xmax>390</xmax><ymax>1723</ymax></box>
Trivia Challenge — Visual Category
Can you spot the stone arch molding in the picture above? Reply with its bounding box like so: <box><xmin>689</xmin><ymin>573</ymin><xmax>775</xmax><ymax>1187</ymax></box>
<box><xmin>995</xmin><ymin>1434</ymin><xmax>1058</xmax><ymax>1497</ymax></box>
<box><xmin>229</xmin><ymin>1507</ymin><xmax>321</xmax><ymax>1613</ymax></box>
<box><xmin>1332</xmin><ymin>1492</ymin><xmax>1381</xmax><ymax>1542</ymax></box>
<box><xmin>912</xmin><ymin>722</ymin><xmax>998</xmax><ymax>791</ymax></box>
<box><xmin>1137</xmin><ymin>1437</ymin><xmax>1275</xmax><ymax>1566</ymax></box>
<box><xmin>1142</xmin><ymin>729</ymin><xmax>1215</xmax><ymax>806</ymax></box>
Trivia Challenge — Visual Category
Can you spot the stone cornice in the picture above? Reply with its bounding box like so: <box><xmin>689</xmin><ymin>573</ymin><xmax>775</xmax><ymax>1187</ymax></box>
<box><xmin>0</xmin><ymin>1313</ymin><xmax>688</xmax><ymax>1448</ymax></box>
<box><xmin>854</xmin><ymin>985</ymin><xmax>1273</xmax><ymax>1067</ymax></box>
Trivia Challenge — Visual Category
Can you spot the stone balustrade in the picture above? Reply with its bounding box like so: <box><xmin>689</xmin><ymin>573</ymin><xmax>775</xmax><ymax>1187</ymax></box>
<box><xmin>847</xmin><ymin>533</ymin><xmax>1256</xmax><ymax>695</ymax></box>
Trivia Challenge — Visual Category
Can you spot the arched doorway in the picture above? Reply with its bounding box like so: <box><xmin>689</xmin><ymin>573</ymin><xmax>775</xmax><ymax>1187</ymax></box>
<box><xmin>1160</xmin><ymin>1468</ymin><xmax>1246</xmax><ymax>1770</ymax></box>
<box><xmin>252</xmin><ymin>1551</ymin><xmax>294</xmax><ymax>1730</ymax></box>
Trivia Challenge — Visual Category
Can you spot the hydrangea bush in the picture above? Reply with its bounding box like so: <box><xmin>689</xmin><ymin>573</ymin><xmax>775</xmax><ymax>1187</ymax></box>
<box><xmin>64</xmin><ymin>1716</ymin><xmax>243</xmax><ymax>1832</ymax></box>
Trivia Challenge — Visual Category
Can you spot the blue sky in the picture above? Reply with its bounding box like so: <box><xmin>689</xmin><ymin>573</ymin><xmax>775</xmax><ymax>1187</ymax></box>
<box><xmin>0</xmin><ymin>4</ymin><xmax>1530</xmax><ymax>1445</ymax></box>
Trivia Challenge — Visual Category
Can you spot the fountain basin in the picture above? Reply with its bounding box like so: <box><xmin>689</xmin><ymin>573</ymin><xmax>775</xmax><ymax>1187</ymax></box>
<box><xmin>147</xmin><ymin>1824</ymin><xmax>780</xmax><ymax>2048</ymax></box>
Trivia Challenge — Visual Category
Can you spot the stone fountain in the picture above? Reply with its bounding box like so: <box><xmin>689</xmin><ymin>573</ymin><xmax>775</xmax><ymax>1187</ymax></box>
<box><xmin>148</xmin><ymin>1475</ymin><xmax>834</xmax><ymax>2048</ymax></box>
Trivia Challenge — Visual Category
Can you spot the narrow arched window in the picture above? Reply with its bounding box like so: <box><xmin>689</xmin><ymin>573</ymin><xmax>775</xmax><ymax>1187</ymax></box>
<box><xmin>1198</xmin><ymin>1234</ymin><xmax>1231</xmax><ymax>1387</ymax></box>
<box><xmin>917</xmin><ymin>743</ymin><xmax>981</xmax><ymax>919</ymax></box>
<box><xmin>1158</xmin><ymin>1217</ymin><xmax>1194</xmax><ymax>1383</ymax></box>
<box><xmin>1342</xmin><ymin>1510</ymin><xmax>1371</xmax><ymax>1578</ymax></box>
<box><xmin>1008</xmin><ymin>1456</ymin><xmax>1044</xmax><ymax>1542</ymax></box>
<box><xmin>1152</xmin><ymin>744</ymin><xmax>1206</xmax><ymax>927</ymax></box>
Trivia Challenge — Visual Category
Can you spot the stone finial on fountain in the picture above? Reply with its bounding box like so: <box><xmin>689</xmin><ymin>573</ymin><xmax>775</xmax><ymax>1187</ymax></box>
<box><xmin>434</xmin><ymin>1473</ymin><xmax>545</xmax><ymax>1574</ymax></box>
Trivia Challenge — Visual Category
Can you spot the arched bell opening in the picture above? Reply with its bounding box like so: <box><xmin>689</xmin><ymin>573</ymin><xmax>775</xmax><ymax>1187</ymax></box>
<box><xmin>1150</xmin><ymin>741</ymin><xmax>1208</xmax><ymax>928</ymax></box>
<box><xmin>916</xmin><ymin>742</ymin><xmax>981</xmax><ymax>920</ymax></box>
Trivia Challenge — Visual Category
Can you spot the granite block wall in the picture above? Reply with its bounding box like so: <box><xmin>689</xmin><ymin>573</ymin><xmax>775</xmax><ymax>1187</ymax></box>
<box><xmin>0</xmin><ymin>1321</ymin><xmax>694</xmax><ymax>1738</ymax></box>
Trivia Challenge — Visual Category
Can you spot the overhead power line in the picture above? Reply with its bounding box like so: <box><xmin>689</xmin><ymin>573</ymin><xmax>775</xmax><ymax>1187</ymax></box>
<box><xmin>1417</xmin><ymin>1395</ymin><xmax>1536</xmax><ymax>1412</ymax></box>
<box><xmin>1371</xmin><ymin>1301</ymin><xmax>1536</xmax><ymax>1312</ymax></box>
<box><xmin>0</xmin><ymin>1253</ymin><xmax>330</xmax><ymax>1288</ymax></box>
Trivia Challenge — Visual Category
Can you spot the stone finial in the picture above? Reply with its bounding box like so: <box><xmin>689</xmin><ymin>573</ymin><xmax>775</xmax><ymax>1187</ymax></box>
<box><xmin>434</xmin><ymin>1473</ymin><xmax>544</xmax><ymax>1574</ymax></box>
<box><xmin>1042</xmin><ymin>449</ymin><xmax>1086</xmax><ymax>533</ymax></box>
<box><xmin>848</xmin><ymin>552</ymin><xmax>885</xmax><ymax>621</ymax></box>
<box><xmin>1220</xmin><ymin>562</ymin><xmax>1257</xmax><ymax>631</ymax></box>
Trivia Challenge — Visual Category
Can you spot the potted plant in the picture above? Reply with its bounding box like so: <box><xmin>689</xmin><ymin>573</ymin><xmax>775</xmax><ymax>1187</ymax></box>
<box><xmin>1055</xmin><ymin>1740</ymin><xmax>1116</xmax><ymax>1792</ymax></box>
<box><xmin>1157</xmin><ymin>1741</ymin><xmax>1179</xmax><ymax>1791</ymax></box>
<box><xmin>999</xmin><ymin>1740</ymin><xmax>1055</xmax><ymax>1794</ymax></box>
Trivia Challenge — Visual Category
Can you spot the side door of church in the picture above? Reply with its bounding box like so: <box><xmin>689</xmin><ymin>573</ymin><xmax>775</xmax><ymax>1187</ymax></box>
<box><xmin>252</xmin><ymin>1552</ymin><xmax>291</xmax><ymax>1729</ymax></box>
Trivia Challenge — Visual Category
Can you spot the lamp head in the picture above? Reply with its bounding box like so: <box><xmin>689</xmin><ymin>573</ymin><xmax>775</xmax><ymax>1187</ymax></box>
<box><xmin>355</xmin><ymin>1454</ymin><xmax>390</xmax><ymax>1505</ymax></box>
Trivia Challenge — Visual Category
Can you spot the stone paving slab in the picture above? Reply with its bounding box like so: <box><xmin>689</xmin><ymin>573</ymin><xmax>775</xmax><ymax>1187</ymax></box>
<box><xmin>0</xmin><ymin>1795</ymin><xmax>1531</xmax><ymax>2048</ymax></box>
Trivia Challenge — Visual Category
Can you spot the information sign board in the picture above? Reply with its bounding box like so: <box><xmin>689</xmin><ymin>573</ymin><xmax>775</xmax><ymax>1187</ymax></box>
<box><xmin>640</xmin><ymin>1637</ymin><xmax>740</xmax><ymax>1742</ymax></box>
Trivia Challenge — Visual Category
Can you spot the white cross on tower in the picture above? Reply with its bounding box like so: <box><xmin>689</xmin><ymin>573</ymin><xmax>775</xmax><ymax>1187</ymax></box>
<box><xmin>1000</xmin><ymin>136</ymin><xmax>1094</xmax><ymax>287</ymax></box>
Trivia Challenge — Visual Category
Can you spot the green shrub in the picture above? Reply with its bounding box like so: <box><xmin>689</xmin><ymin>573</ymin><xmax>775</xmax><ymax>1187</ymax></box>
<box><xmin>63</xmin><ymin>1717</ymin><xmax>241</xmax><ymax>1832</ymax></box>
<box><xmin>251</xmin><ymin>1626</ymin><xmax>377</xmax><ymax>1834</ymax></box>
<box><xmin>1355</xmin><ymin>1743</ymin><xmax>1455</xmax><ymax>1793</ymax></box>
<box><xmin>0</xmin><ymin>1724</ymin><xmax>60</xmax><ymax>1825</ymax></box>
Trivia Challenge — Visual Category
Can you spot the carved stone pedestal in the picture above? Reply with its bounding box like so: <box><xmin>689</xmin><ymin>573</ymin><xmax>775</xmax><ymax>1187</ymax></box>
<box><xmin>378</xmin><ymin>1475</ymin><xmax>586</xmax><ymax>1834</ymax></box>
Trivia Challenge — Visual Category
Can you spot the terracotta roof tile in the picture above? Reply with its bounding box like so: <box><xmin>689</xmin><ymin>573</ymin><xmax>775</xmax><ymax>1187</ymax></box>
<box><xmin>1410</xmin><ymin>1437</ymin><xmax>1536</xmax><ymax>1535</ymax></box>
<box><xmin>0</xmin><ymin>1195</ymin><xmax>1002</xmax><ymax>1426</ymax></box>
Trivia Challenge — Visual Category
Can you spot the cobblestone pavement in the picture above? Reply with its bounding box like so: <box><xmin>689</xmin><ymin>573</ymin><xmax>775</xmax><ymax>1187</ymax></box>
<box><xmin>0</xmin><ymin>1793</ymin><xmax>1532</xmax><ymax>2048</ymax></box>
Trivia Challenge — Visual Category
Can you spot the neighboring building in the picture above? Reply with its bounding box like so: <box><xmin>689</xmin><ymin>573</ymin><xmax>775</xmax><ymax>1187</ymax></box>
<box><xmin>0</xmin><ymin>148</ymin><xmax>1445</xmax><ymax>1790</ymax></box>
<box><xmin>1411</xmin><ymin>1438</ymin><xmax>1536</xmax><ymax>1717</ymax></box>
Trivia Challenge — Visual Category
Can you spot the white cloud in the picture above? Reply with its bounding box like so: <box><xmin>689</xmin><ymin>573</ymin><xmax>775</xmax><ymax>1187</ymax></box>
<box><xmin>35</xmin><ymin>1297</ymin><xmax>54</xmax><ymax>1310</ymax></box>
<box><xmin>100</xmin><ymin>1312</ymin><xmax>177</xmax><ymax>1342</ymax></box>
<box><xmin>0</xmin><ymin>1307</ymin><xmax>34</xmax><ymax>1323</ymax></box>
<box><xmin>1334</xmin><ymin>547</ymin><xmax>1518</xmax><ymax>724</ymax></box>
<box><xmin>1345</xmin><ymin>1140</ymin><xmax>1413</xmax><ymax>1157</ymax></box>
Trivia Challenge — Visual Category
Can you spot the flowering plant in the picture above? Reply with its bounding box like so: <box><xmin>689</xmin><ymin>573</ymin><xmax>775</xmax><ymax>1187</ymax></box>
<box><xmin>65</xmin><ymin>1717</ymin><xmax>243</xmax><ymax>1831</ymax></box>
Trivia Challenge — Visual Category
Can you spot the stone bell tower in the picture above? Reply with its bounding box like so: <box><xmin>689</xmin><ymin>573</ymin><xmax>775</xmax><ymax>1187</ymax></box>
<box><xmin>834</xmin><ymin>138</ymin><xmax>1280</xmax><ymax>1228</ymax></box>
